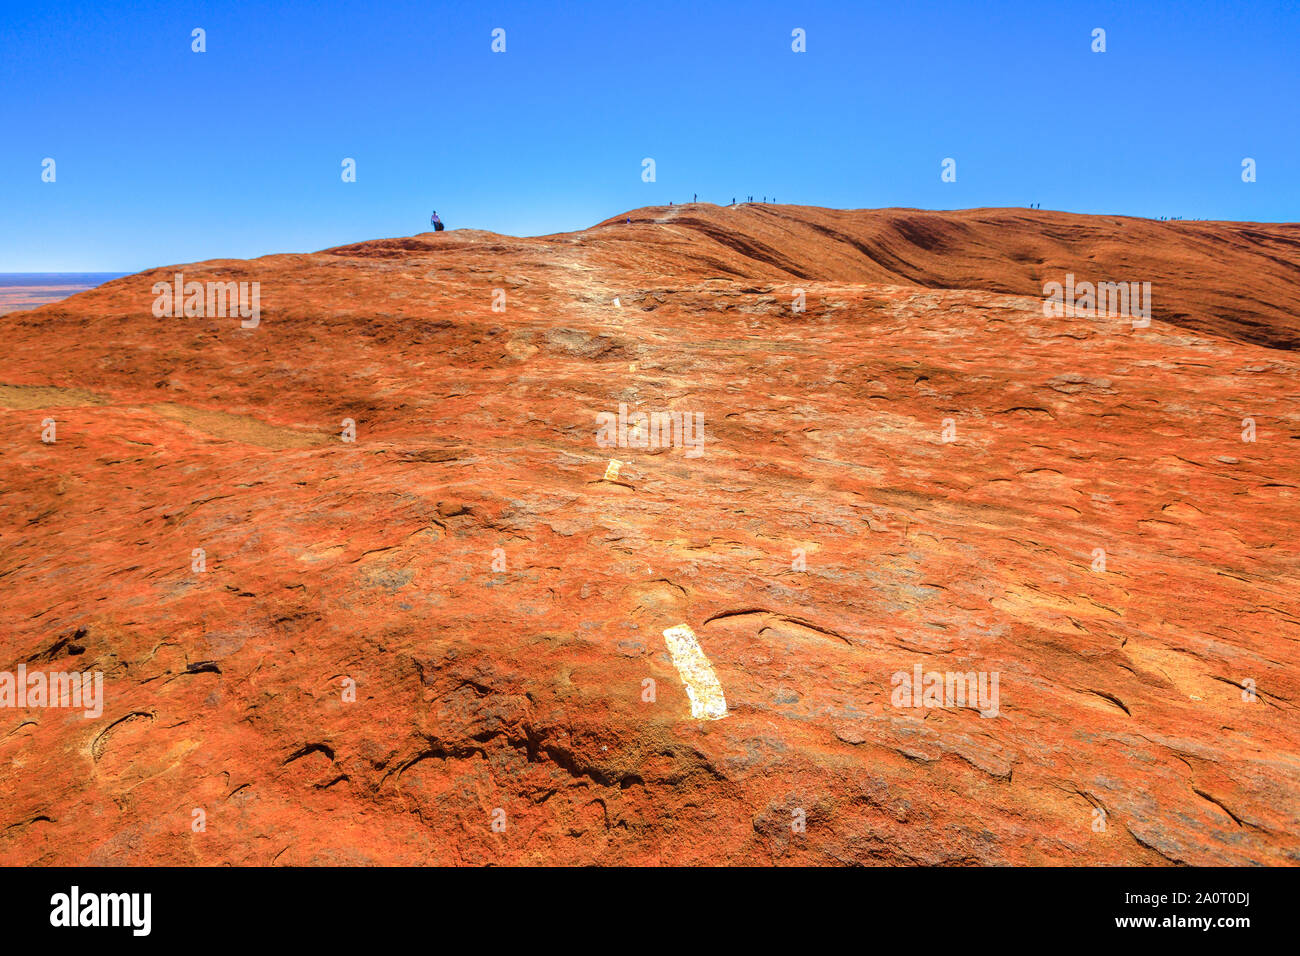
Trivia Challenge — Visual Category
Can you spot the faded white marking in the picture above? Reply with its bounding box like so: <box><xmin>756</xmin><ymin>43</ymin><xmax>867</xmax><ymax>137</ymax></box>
<box><xmin>603</xmin><ymin>459</ymin><xmax>623</xmax><ymax>481</ymax></box>
<box><xmin>662</xmin><ymin>624</ymin><xmax>727</xmax><ymax>720</ymax></box>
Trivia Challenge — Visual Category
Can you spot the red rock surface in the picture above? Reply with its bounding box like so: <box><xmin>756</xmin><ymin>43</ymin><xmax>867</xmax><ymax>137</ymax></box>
<box><xmin>2</xmin><ymin>204</ymin><xmax>1297</xmax><ymax>865</ymax></box>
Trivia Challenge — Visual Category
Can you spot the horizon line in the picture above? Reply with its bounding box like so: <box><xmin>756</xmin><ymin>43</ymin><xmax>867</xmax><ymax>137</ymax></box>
<box><xmin>10</xmin><ymin>202</ymin><xmax>1300</xmax><ymax>275</ymax></box>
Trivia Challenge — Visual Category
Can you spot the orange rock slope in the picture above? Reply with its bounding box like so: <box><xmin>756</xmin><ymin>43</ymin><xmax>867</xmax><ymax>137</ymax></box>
<box><xmin>1</xmin><ymin>204</ymin><xmax>1297</xmax><ymax>865</ymax></box>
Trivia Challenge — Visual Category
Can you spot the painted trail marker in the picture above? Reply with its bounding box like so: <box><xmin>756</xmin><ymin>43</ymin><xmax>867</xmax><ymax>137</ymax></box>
<box><xmin>603</xmin><ymin>459</ymin><xmax>624</xmax><ymax>481</ymax></box>
<box><xmin>662</xmin><ymin>624</ymin><xmax>727</xmax><ymax>720</ymax></box>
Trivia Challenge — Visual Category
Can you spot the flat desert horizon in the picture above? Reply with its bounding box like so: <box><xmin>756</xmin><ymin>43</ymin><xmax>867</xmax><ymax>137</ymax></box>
<box><xmin>0</xmin><ymin>274</ymin><xmax>128</xmax><ymax>316</ymax></box>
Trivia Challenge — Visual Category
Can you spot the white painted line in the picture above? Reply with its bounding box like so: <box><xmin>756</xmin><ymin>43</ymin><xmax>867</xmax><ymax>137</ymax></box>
<box><xmin>603</xmin><ymin>459</ymin><xmax>623</xmax><ymax>481</ymax></box>
<box><xmin>662</xmin><ymin>624</ymin><xmax>727</xmax><ymax>720</ymax></box>
<box><xmin>613</xmin><ymin>297</ymin><xmax>621</xmax><ymax>307</ymax></box>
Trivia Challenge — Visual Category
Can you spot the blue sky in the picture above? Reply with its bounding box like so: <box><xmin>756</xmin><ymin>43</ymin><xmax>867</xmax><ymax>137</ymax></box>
<box><xmin>2</xmin><ymin>0</ymin><xmax>1297</xmax><ymax>270</ymax></box>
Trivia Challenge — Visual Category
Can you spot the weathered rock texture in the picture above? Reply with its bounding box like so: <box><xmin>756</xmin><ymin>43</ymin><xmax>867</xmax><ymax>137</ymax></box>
<box><xmin>2</xmin><ymin>204</ymin><xmax>1297</xmax><ymax>865</ymax></box>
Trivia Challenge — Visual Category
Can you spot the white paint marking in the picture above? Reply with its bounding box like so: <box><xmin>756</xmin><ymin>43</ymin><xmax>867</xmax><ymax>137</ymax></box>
<box><xmin>662</xmin><ymin>624</ymin><xmax>727</xmax><ymax>720</ymax></box>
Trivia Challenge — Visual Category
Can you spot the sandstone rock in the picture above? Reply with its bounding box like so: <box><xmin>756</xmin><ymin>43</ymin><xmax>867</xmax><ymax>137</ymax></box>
<box><xmin>1</xmin><ymin>205</ymin><xmax>1296</xmax><ymax>865</ymax></box>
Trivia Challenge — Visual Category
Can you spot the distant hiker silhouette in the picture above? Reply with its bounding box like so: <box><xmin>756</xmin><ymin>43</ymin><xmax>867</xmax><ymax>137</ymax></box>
<box><xmin>693</xmin><ymin>193</ymin><xmax>697</xmax><ymax>203</ymax></box>
<box><xmin>430</xmin><ymin>210</ymin><xmax>444</xmax><ymax>232</ymax></box>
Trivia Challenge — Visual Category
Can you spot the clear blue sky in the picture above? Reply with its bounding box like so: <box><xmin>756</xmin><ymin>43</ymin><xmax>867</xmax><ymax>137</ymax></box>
<box><xmin>2</xmin><ymin>0</ymin><xmax>1297</xmax><ymax>271</ymax></box>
